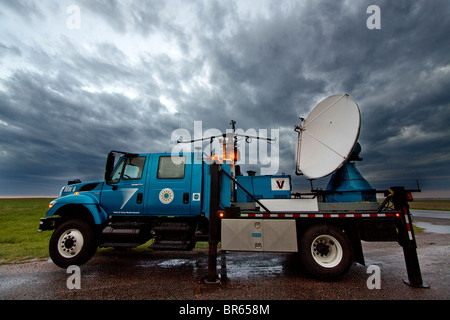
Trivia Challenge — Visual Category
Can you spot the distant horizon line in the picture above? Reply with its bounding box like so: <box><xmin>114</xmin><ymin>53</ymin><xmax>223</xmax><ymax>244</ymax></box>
<box><xmin>0</xmin><ymin>196</ymin><xmax>57</xmax><ymax>199</ymax></box>
<box><xmin>1</xmin><ymin>195</ymin><xmax>449</xmax><ymax>200</ymax></box>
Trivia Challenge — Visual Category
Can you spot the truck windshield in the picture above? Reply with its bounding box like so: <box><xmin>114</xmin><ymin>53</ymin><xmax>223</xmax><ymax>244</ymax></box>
<box><xmin>110</xmin><ymin>155</ymin><xmax>126</xmax><ymax>183</ymax></box>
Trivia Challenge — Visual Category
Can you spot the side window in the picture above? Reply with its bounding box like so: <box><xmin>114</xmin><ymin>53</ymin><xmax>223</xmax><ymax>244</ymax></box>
<box><xmin>157</xmin><ymin>156</ymin><xmax>185</xmax><ymax>179</ymax></box>
<box><xmin>123</xmin><ymin>156</ymin><xmax>146</xmax><ymax>180</ymax></box>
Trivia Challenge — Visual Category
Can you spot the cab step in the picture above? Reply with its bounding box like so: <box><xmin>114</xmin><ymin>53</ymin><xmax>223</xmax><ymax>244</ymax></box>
<box><xmin>150</xmin><ymin>222</ymin><xmax>196</xmax><ymax>251</ymax></box>
<box><xmin>99</xmin><ymin>221</ymin><xmax>152</xmax><ymax>248</ymax></box>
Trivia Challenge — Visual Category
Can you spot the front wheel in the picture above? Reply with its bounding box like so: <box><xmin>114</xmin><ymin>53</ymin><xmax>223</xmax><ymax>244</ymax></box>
<box><xmin>299</xmin><ymin>224</ymin><xmax>353</xmax><ymax>280</ymax></box>
<box><xmin>49</xmin><ymin>219</ymin><xmax>97</xmax><ymax>268</ymax></box>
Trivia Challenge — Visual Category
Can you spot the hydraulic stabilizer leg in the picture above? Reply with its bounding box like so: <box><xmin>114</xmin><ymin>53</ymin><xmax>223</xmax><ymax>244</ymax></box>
<box><xmin>391</xmin><ymin>186</ymin><xmax>429</xmax><ymax>288</ymax></box>
<box><xmin>205</xmin><ymin>163</ymin><xmax>221</xmax><ymax>284</ymax></box>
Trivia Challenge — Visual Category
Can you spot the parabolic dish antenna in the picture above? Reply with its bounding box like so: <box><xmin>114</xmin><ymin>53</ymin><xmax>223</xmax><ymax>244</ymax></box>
<box><xmin>296</xmin><ymin>94</ymin><xmax>361</xmax><ymax>179</ymax></box>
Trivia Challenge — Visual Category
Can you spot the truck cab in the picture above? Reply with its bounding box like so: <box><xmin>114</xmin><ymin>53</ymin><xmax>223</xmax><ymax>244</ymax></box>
<box><xmin>101</xmin><ymin>151</ymin><xmax>203</xmax><ymax>217</ymax></box>
<box><xmin>40</xmin><ymin>151</ymin><xmax>223</xmax><ymax>268</ymax></box>
<box><xmin>51</xmin><ymin>152</ymin><xmax>212</xmax><ymax>219</ymax></box>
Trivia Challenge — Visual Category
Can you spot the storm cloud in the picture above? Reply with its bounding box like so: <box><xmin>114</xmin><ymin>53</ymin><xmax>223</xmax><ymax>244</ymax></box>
<box><xmin>0</xmin><ymin>0</ymin><xmax>449</xmax><ymax>197</ymax></box>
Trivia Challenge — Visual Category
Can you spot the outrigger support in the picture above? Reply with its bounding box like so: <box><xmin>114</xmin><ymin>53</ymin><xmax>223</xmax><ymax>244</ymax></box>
<box><xmin>390</xmin><ymin>186</ymin><xmax>429</xmax><ymax>288</ymax></box>
<box><xmin>205</xmin><ymin>163</ymin><xmax>221</xmax><ymax>284</ymax></box>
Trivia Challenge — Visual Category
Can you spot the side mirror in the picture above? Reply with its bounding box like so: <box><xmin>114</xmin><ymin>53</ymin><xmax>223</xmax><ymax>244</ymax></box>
<box><xmin>105</xmin><ymin>152</ymin><xmax>116</xmax><ymax>184</ymax></box>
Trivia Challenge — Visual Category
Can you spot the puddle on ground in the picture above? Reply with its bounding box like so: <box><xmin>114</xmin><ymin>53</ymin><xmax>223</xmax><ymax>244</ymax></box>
<box><xmin>157</xmin><ymin>259</ymin><xmax>193</xmax><ymax>268</ymax></box>
<box><xmin>415</xmin><ymin>222</ymin><xmax>450</xmax><ymax>234</ymax></box>
<box><xmin>218</xmin><ymin>255</ymin><xmax>286</xmax><ymax>280</ymax></box>
<box><xmin>134</xmin><ymin>253</ymin><xmax>289</xmax><ymax>280</ymax></box>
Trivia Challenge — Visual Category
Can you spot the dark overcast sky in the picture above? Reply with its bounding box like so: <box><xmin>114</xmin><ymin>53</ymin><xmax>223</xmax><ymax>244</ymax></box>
<box><xmin>0</xmin><ymin>0</ymin><xmax>449</xmax><ymax>197</ymax></box>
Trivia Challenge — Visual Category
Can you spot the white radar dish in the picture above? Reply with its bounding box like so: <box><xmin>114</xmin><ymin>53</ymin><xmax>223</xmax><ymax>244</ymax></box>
<box><xmin>296</xmin><ymin>93</ymin><xmax>361</xmax><ymax>179</ymax></box>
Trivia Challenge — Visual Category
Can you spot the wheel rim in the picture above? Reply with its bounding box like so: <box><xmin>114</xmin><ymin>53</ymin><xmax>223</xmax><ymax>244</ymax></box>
<box><xmin>57</xmin><ymin>229</ymin><xmax>84</xmax><ymax>259</ymax></box>
<box><xmin>311</xmin><ymin>234</ymin><xmax>343</xmax><ymax>268</ymax></box>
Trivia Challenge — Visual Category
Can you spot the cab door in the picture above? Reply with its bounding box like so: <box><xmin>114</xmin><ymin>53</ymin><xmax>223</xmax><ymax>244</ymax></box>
<box><xmin>146</xmin><ymin>154</ymin><xmax>198</xmax><ymax>217</ymax></box>
<box><xmin>101</xmin><ymin>155</ymin><xmax>147</xmax><ymax>215</ymax></box>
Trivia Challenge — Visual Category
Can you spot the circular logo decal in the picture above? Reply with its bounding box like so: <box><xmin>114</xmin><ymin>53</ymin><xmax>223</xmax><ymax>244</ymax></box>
<box><xmin>159</xmin><ymin>188</ymin><xmax>174</xmax><ymax>204</ymax></box>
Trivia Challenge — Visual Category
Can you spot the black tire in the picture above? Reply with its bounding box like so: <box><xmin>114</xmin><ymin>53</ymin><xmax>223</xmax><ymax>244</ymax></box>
<box><xmin>49</xmin><ymin>219</ymin><xmax>98</xmax><ymax>268</ymax></box>
<box><xmin>299</xmin><ymin>224</ymin><xmax>353</xmax><ymax>280</ymax></box>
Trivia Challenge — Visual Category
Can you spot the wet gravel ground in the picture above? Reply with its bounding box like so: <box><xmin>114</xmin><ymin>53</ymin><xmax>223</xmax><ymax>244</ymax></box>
<box><xmin>1</xmin><ymin>220</ymin><xmax>449</xmax><ymax>301</ymax></box>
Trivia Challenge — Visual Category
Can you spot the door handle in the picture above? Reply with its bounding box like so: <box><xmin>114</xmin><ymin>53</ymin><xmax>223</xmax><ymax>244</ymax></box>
<box><xmin>137</xmin><ymin>193</ymin><xmax>143</xmax><ymax>204</ymax></box>
<box><xmin>183</xmin><ymin>193</ymin><xmax>189</xmax><ymax>204</ymax></box>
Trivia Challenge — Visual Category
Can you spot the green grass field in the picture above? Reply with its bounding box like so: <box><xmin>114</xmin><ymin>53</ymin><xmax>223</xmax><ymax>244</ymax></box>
<box><xmin>0</xmin><ymin>198</ymin><xmax>52</xmax><ymax>264</ymax></box>
<box><xmin>0</xmin><ymin>198</ymin><xmax>206</xmax><ymax>264</ymax></box>
<box><xmin>0</xmin><ymin>197</ymin><xmax>448</xmax><ymax>264</ymax></box>
<box><xmin>408</xmin><ymin>199</ymin><xmax>450</xmax><ymax>211</ymax></box>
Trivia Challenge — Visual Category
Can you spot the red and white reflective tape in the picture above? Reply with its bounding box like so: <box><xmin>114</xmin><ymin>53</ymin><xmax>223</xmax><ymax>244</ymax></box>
<box><xmin>239</xmin><ymin>210</ymin><xmax>415</xmax><ymax>240</ymax></box>
<box><xmin>403</xmin><ymin>207</ymin><xmax>414</xmax><ymax>240</ymax></box>
<box><xmin>240</xmin><ymin>212</ymin><xmax>396</xmax><ymax>218</ymax></box>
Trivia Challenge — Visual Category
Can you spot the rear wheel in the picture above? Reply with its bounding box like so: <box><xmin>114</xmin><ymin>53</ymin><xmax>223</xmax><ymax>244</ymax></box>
<box><xmin>49</xmin><ymin>219</ymin><xmax>97</xmax><ymax>268</ymax></box>
<box><xmin>299</xmin><ymin>224</ymin><xmax>353</xmax><ymax>280</ymax></box>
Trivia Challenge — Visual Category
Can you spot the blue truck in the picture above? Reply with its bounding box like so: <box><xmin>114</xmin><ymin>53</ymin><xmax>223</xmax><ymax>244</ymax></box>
<box><xmin>38</xmin><ymin>94</ymin><xmax>427</xmax><ymax>286</ymax></box>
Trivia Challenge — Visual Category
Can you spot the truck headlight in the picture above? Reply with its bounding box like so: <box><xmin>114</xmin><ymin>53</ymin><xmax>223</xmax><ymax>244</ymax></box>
<box><xmin>49</xmin><ymin>200</ymin><xmax>57</xmax><ymax>209</ymax></box>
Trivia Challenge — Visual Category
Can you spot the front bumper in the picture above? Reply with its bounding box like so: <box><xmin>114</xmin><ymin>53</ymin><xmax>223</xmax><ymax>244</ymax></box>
<box><xmin>38</xmin><ymin>217</ymin><xmax>61</xmax><ymax>232</ymax></box>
